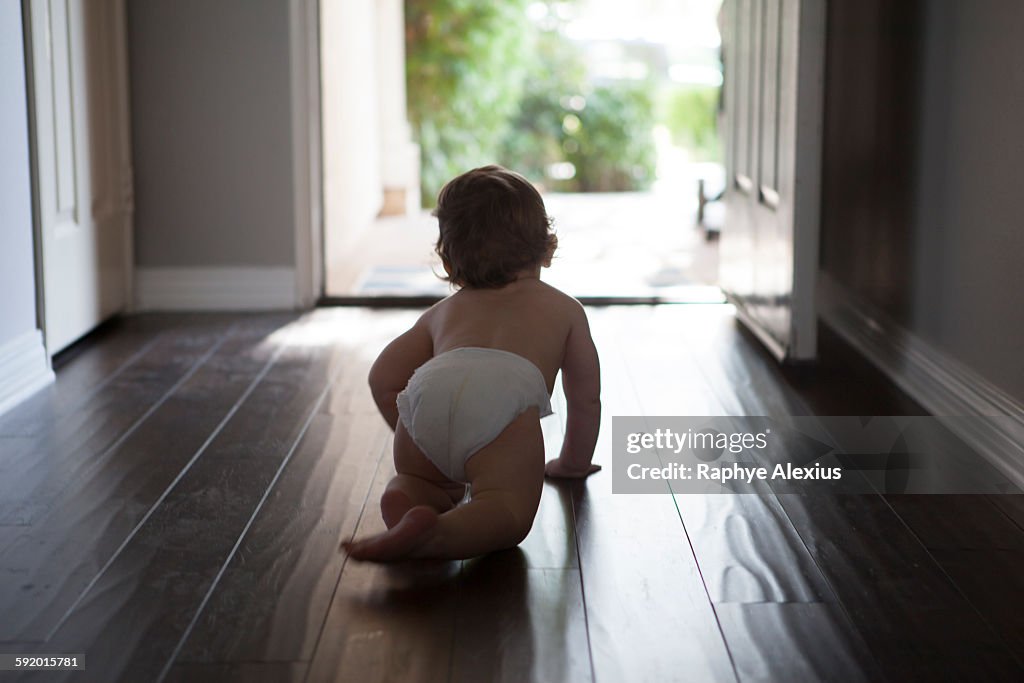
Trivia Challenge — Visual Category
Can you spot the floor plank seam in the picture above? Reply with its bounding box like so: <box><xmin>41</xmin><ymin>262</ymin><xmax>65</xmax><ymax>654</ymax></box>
<box><xmin>30</xmin><ymin>325</ymin><xmax>238</xmax><ymax>536</ymax></box>
<box><xmin>156</xmin><ymin>342</ymin><xmax>358</xmax><ymax>683</ymax></box>
<box><xmin>682</xmin><ymin>334</ymin><xmax>891</xmax><ymax>679</ymax></box>
<box><xmin>592</xmin><ymin>320</ymin><xmax>737</xmax><ymax>681</ymax></box>
<box><xmin>993</xmin><ymin>499</ymin><xmax>1024</xmax><ymax>535</ymax></box>
<box><xmin>844</xmin><ymin>457</ymin><xmax>1024</xmax><ymax>673</ymax></box>
<box><xmin>876</xmin><ymin>494</ymin><xmax>1024</xmax><ymax>673</ymax></box>
<box><xmin>763</xmin><ymin>495</ymin><xmax>887</xmax><ymax>677</ymax></box>
<box><xmin>611</xmin><ymin>322</ymin><xmax>740</xmax><ymax>683</ymax></box>
<box><xmin>662</xmin><ymin>481</ymin><xmax>741</xmax><ymax>683</ymax></box>
<box><xmin>302</xmin><ymin>436</ymin><xmax>390</xmax><ymax>683</ymax></box>
<box><xmin>53</xmin><ymin>331</ymin><xmax>169</xmax><ymax>419</ymax></box>
<box><xmin>42</xmin><ymin>323</ymin><xmax>263</xmax><ymax>642</ymax></box>
<box><xmin>790</xmin><ymin>412</ymin><xmax>1001</xmax><ymax>677</ymax></box>
<box><xmin>568</xmin><ymin>485</ymin><xmax>598</xmax><ymax>683</ymax></box>
<box><xmin>704</xmin><ymin>382</ymin><xmax>888</xmax><ymax>675</ymax></box>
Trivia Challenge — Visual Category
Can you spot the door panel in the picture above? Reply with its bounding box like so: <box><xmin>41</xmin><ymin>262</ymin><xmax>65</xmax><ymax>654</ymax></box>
<box><xmin>720</xmin><ymin>0</ymin><xmax>825</xmax><ymax>361</ymax></box>
<box><xmin>27</xmin><ymin>0</ymin><xmax>132</xmax><ymax>353</ymax></box>
<box><xmin>721</xmin><ymin>0</ymin><xmax>756</xmax><ymax>308</ymax></box>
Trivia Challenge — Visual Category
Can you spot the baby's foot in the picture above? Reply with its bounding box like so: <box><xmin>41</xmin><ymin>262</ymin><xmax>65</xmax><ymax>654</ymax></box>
<box><xmin>380</xmin><ymin>488</ymin><xmax>414</xmax><ymax>528</ymax></box>
<box><xmin>342</xmin><ymin>505</ymin><xmax>438</xmax><ymax>562</ymax></box>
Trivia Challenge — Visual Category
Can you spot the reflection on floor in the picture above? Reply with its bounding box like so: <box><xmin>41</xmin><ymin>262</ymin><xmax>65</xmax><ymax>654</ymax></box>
<box><xmin>1</xmin><ymin>306</ymin><xmax>1022</xmax><ymax>682</ymax></box>
<box><xmin>327</xmin><ymin>184</ymin><xmax>723</xmax><ymax>301</ymax></box>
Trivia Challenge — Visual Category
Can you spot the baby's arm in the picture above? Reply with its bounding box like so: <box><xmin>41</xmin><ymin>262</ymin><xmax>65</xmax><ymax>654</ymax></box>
<box><xmin>546</xmin><ymin>303</ymin><xmax>602</xmax><ymax>478</ymax></box>
<box><xmin>367</xmin><ymin>316</ymin><xmax>433</xmax><ymax>430</ymax></box>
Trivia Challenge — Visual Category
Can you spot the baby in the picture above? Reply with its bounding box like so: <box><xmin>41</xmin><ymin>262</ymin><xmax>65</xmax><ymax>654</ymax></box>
<box><xmin>342</xmin><ymin>165</ymin><xmax>602</xmax><ymax>562</ymax></box>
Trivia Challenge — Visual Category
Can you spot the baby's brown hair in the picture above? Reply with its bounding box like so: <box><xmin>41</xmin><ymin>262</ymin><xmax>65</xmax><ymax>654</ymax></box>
<box><xmin>433</xmin><ymin>165</ymin><xmax>557</xmax><ymax>289</ymax></box>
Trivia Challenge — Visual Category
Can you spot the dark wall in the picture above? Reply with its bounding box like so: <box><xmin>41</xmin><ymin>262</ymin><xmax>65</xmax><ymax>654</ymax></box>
<box><xmin>908</xmin><ymin>0</ymin><xmax>1024</xmax><ymax>401</ymax></box>
<box><xmin>819</xmin><ymin>0</ymin><xmax>1024</xmax><ymax>403</ymax></box>
<box><xmin>819</xmin><ymin>0</ymin><xmax>922</xmax><ymax>324</ymax></box>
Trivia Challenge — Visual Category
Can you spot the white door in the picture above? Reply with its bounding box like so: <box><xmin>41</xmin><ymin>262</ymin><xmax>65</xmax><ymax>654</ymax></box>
<box><xmin>720</xmin><ymin>0</ymin><xmax>825</xmax><ymax>361</ymax></box>
<box><xmin>26</xmin><ymin>0</ymin><xmax>133</xmax><ymax>353</ymax></box>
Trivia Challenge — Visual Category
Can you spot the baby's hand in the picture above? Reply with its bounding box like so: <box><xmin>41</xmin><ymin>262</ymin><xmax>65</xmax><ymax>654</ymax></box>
<box><xmin>545</xmin><ymin>458</ymin><xmax>602</xmax><ymax>479</ymax></box>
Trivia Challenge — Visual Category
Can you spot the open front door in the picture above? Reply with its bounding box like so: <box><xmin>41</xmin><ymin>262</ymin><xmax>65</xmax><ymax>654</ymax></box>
<box><xmin>719</xmin><ymin>0</ymin><xmax>825</xmax><ymax>362</ymax></box>
<box><xmin>25</xmin><ymin>0</ymin><xmax>133</xmax><ymax>353</ymax></box>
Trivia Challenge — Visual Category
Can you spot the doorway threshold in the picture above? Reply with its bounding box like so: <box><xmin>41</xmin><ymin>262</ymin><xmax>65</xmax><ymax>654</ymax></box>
<box><xmin>319</xmin><ymin>288</ymin><xmax>726</xmax><ymax>309</ymax></box>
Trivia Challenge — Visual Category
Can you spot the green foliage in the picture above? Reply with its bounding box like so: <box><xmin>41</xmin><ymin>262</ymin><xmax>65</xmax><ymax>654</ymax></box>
<box><xmin>479</xmin><ymin>22</ymin><xmax>659</xmax><ymax>194</ymax></box>
<box><xmin>657</xmin><ymin>85</ymin><xmax>720</xmax><ymax>161</ymax></box>
<box><xmin>560</xmin><ymin>83</ymin><xmax>657</xmax><ymax>192</ymax></box>
<box><xmin>405</xmin><ymin>0</ymin><xmax>661</xmax><ymax>202</ymax></box>
<box><xmin>496</xmin><ymin>24</ymin><xmax>586</xmax><ymax>185</ymax></box>
<box><xmin>405</xmin><ymin>0</ymin><xmax>533</xmax><ymax>206</ymax></box>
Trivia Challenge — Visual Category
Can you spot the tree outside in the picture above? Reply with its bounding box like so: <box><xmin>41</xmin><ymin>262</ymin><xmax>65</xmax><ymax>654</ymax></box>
<box><xmin>405</xmin><ymin>0</ymin><xmax>723</xmax><ymax>205</ymax></box>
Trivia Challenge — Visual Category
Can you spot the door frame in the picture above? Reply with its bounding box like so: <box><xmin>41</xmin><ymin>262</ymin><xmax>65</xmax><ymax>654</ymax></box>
<box><xmin>22</xmin><ymin>0</ymin><xmax>48</xmax><ymax>349</ymax></box>
<box><xmin>290</xmin><ymin>0</ymin><xmax>325</xmax><ymax>307</ymax></box>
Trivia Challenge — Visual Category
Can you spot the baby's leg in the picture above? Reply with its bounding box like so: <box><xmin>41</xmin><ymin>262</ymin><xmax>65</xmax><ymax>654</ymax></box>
<box><xmin>380</xmin><ymin>420</ymin><xmax>466</xmax><ymax>528</ymax></box>
<box><xmin>345</xmin><ymin>408</ymin><xmax>545</xmax><ymax>562</ymax></box>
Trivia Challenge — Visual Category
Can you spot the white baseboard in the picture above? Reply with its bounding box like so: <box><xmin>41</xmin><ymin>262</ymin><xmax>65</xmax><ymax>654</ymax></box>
<box><xmin>818</xmin><ymin>272</ymin><xmax>1024</xmax><ymax>489</ymax></box>
<box><xmin>135</xmin><ymin>267</ymin><xmax>300</xmax><ymax>312</ymax></box>
<box><xmin>0</xmin><ymin>330</ymin><xmax>54</xmax><ymax>417</ymax></box>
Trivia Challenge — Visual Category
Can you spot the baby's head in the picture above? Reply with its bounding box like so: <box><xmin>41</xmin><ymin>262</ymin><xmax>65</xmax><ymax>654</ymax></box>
<box><xmin>433</xmin><ymin>165</ymin><xmax>557</xmax><ymax>289</ymax></box>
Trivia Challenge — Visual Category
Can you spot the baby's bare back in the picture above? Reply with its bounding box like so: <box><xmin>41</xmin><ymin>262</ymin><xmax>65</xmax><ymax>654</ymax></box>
<box><xmin>422</xmin><ymin>279</ymin><xmax>576</xmax><ymax>392</ymax></box>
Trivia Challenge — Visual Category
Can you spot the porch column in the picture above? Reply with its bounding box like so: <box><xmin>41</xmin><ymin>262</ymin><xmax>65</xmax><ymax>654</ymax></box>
<box><xmin>375</xmin><ymin>0</ymin><xmax>420</xmax><ymax>214</ymax></box>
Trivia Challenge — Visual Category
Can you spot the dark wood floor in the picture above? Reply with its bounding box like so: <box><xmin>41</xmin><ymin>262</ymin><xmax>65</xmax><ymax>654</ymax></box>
<box><xmin>0</xmin><ymin>306</ymin><xmax>1022</xmax><ymax>682</ymax></box>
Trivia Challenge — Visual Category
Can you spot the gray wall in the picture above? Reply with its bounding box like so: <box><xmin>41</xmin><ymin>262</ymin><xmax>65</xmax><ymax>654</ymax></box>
<box><xmin>0</xmin><ymin>2</ymin><xmax>38</xmax><ymax>346</ymax></box>
<box><xmin>909</xmin><ymin>0</ymin><xmax>1024</xmax><ymax>400</ymax></box>
<box><xmin>127</xmin><ymin>0</ymin><xmax>296</xmax><ymax>268</ymax></box>
<box><xmin>819</xmin><ymin>0</ymin><xmax>920</xmax><ymax>323</ymax></box>
<box><xmin>820</xmin><ymin>0</ymin><xmax>1024</xmax><ymax>402</ymax></box>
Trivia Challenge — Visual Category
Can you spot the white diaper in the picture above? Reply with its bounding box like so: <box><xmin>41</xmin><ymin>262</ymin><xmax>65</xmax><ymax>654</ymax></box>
<box><xmin>396</xmin><ymin>347</ymin><xmax>553</xmax><ymax>482</ymax></box>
